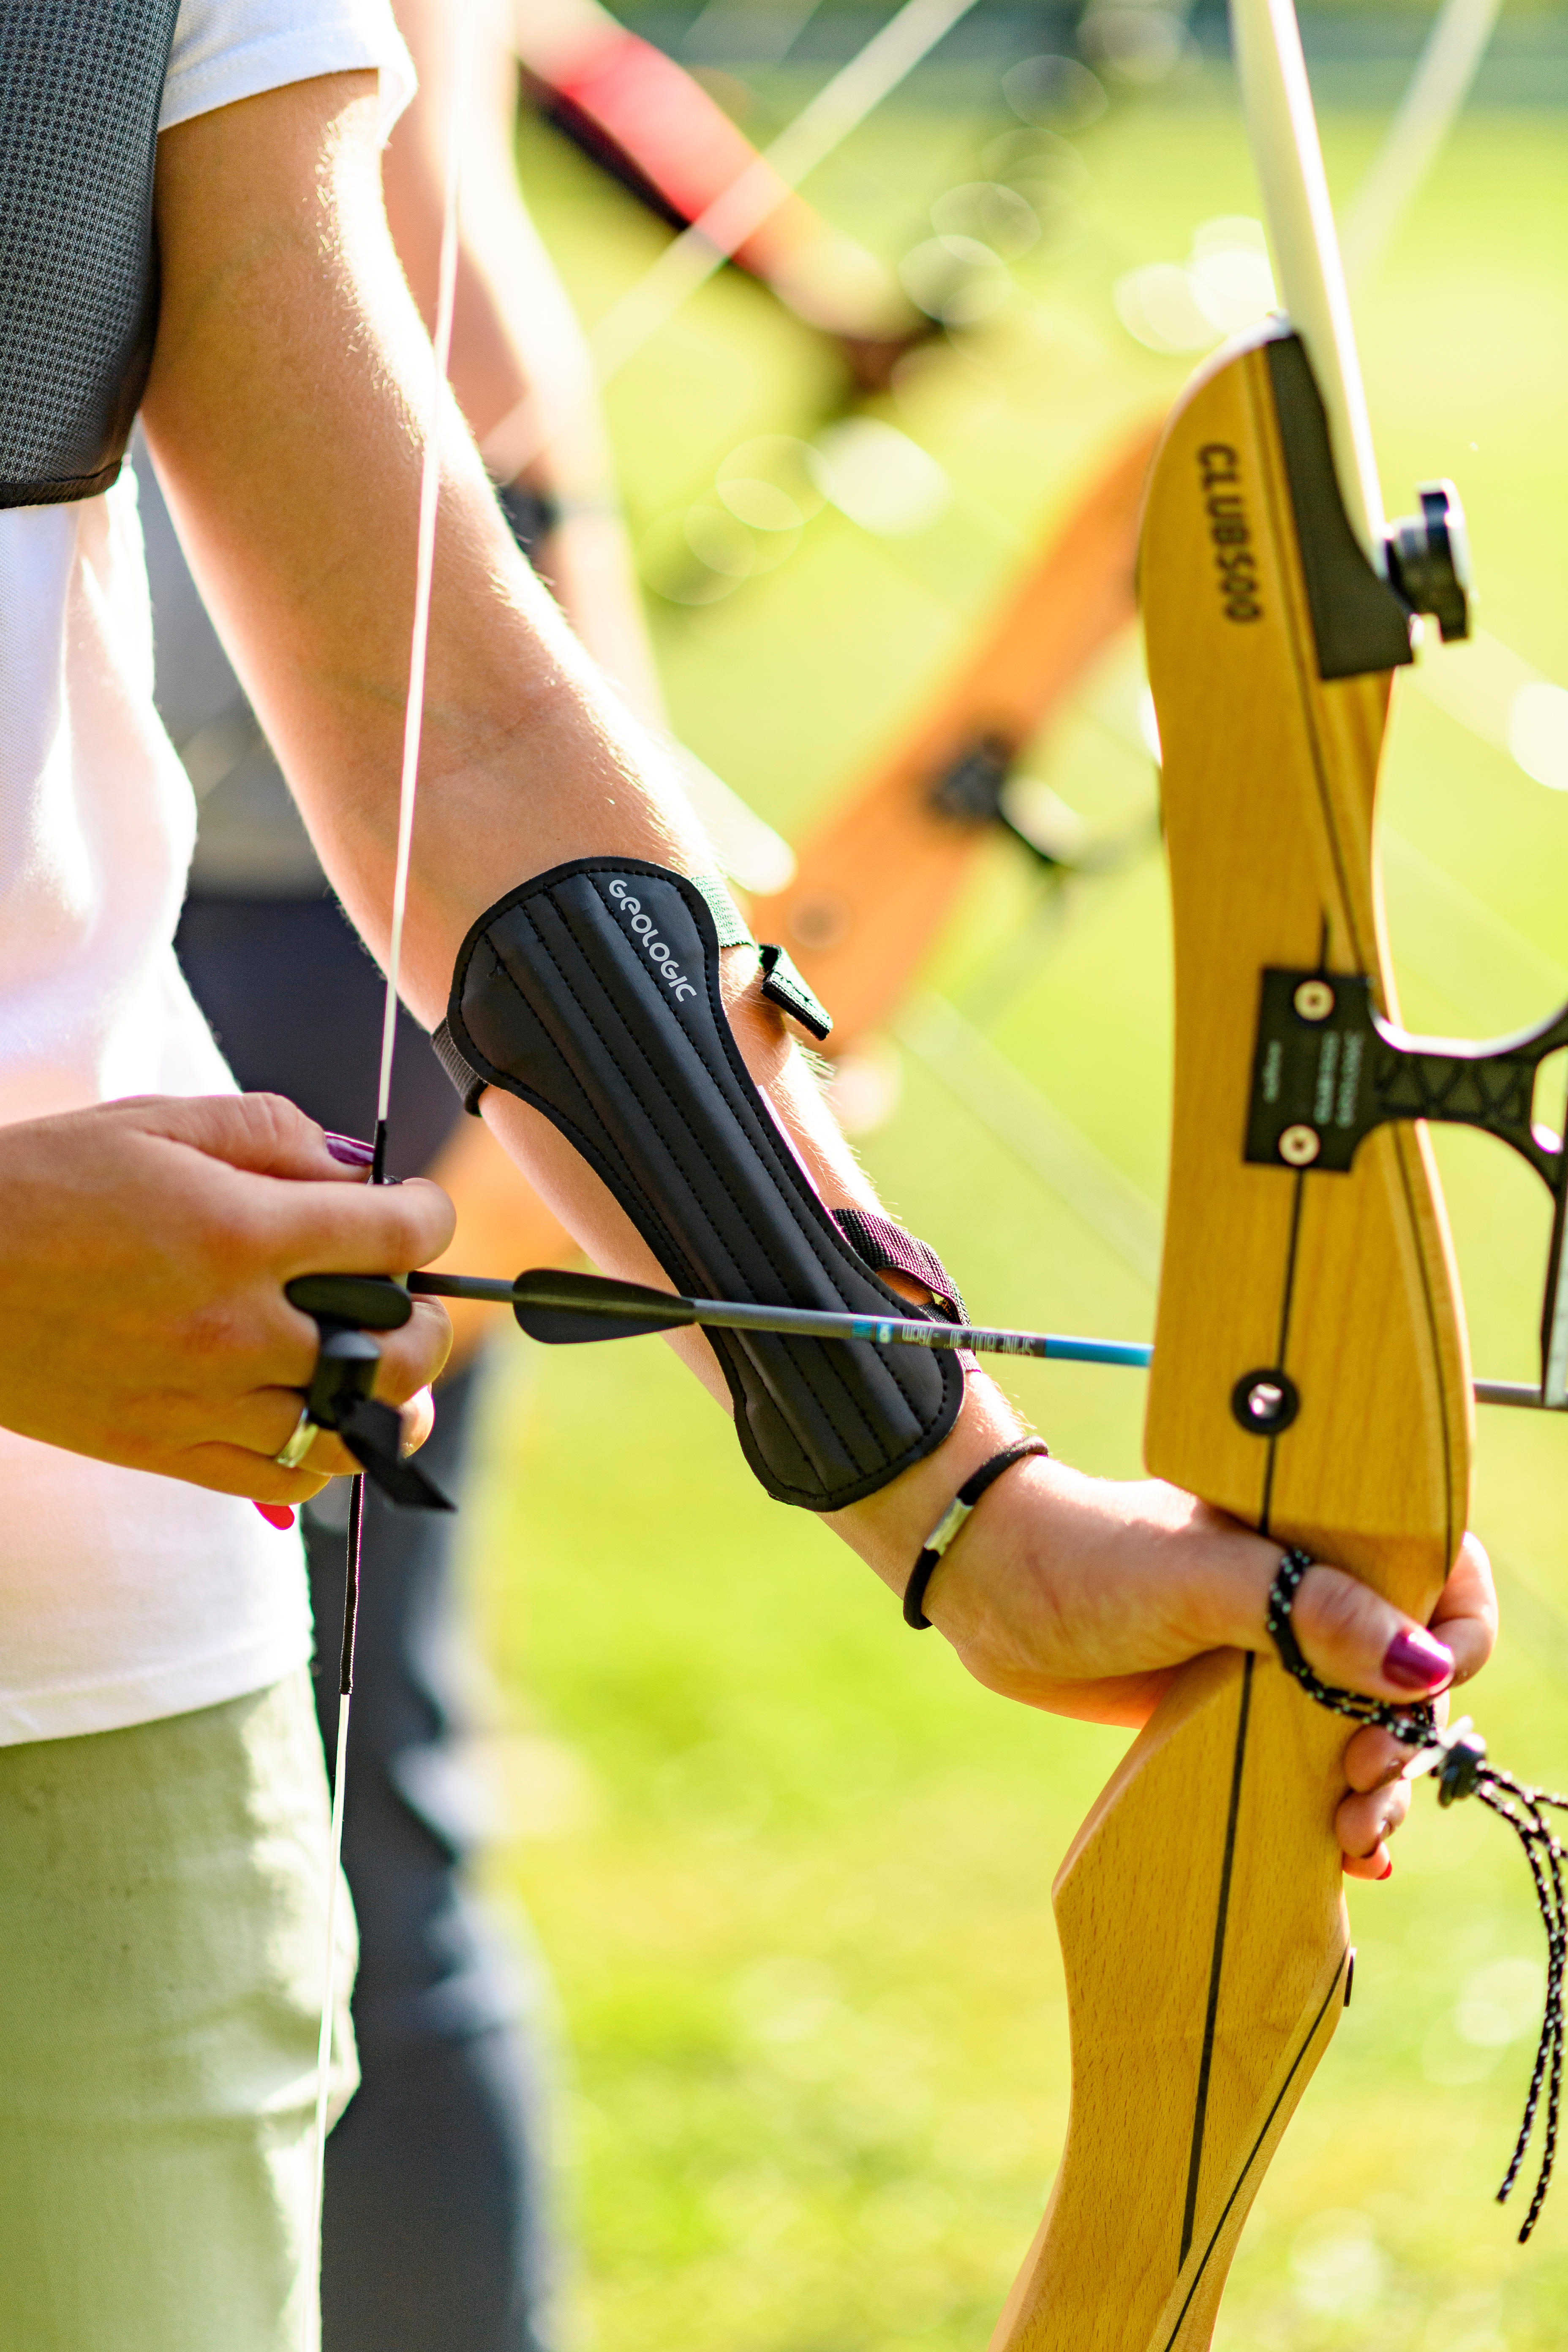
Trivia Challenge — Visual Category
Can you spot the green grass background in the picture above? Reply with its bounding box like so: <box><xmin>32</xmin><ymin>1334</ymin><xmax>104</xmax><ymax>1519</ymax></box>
<box><xmin>458</xmin><ymin>69</ymin><xmax>1568</xmax><ymax>2351</ymax></box>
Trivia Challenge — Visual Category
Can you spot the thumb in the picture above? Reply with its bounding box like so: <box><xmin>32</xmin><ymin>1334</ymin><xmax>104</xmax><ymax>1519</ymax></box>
<box><xmin>108</xmin><ymin>1093</ymin><xmax>375</xmax><ymax>1184</ymax></box>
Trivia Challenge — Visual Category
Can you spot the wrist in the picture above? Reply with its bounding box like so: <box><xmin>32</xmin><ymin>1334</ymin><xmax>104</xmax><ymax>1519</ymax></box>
<box><xmin>828</xmin><ymin>1370</ymin><xmax>1029</xmax><ymax>1598</ymax></box>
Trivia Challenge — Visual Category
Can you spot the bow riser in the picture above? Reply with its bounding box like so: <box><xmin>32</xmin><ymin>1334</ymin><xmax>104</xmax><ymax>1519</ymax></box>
<box><xmin>992</xmin><ymin>325</ymin><xmax>1472</xmax><ymax>2348</ymax></box>
<box><xmin>1144</xmin><ymin>324</ymin><xmax>1470</xmax><ymax>1589</ymax></box>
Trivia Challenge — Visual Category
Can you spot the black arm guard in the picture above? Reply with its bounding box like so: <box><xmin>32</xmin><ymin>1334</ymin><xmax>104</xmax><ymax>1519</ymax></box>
<box><xmin>434</xmin><ymin>858</ymin><xmax>963</xmax><ymax>1511</ymax></box>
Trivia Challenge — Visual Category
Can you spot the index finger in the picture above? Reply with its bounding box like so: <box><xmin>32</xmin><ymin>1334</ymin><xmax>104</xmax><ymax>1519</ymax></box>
<box><xmin>269</xmin><ymin>1174</ymin><xmax>456</xmax><ymax>1279</ymax></box>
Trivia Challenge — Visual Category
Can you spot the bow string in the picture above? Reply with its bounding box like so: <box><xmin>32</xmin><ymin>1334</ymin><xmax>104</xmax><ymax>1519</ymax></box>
<box><xmin>301</xmin><ymin>0</ymin><xmax>474</xmax><ymax>2313</ymax></box>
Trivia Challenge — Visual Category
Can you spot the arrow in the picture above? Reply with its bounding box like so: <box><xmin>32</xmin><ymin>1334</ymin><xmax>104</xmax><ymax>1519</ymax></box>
<box><xmin>399</xmin><ymin>1268</ymin><xmax>1566</xmax><ymax>1410</ymax></box>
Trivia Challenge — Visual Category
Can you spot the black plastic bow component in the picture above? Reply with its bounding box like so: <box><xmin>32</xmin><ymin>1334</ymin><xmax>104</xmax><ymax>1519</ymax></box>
<box><xmin>1267</xmin><ymin>1548</ymin><xmax>1566</xmax><ymax>2240</ymax></box>
<box><xmin>284</xmin><ymin>1274</ymin><xmax>452</xmax><ymax>1511</ymax></box>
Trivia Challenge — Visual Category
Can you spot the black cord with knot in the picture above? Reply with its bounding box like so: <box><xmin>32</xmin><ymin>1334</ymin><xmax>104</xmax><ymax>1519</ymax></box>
<box><xmin>1268</xmin><ymin>1544</ymin><xmax>1568</xmax><ymax>2244</ymax></box>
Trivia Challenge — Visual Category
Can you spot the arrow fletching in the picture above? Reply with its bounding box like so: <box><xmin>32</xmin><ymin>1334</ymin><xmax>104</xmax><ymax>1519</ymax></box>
<box><xmin>334</xmin><ymin>1395</ymin><xmax>455</xmax><ymax>1511</ymax></box>
<box><xmin>507</xmin><ymin>1267</ymin><xmax>701</xmax><ymax>1345</ymax></box>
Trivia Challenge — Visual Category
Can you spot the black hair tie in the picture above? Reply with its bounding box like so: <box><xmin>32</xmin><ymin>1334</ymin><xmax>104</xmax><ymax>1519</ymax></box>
<box><xmin>903</xmin><ymin>1437</ymin><xmax>1048</xmax><ymax>1630</ymax></box>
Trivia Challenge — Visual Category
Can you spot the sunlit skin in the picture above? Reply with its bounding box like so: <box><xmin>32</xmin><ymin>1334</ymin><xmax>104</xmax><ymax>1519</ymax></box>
<box><xmin>378</xmin><ymin>0</ymin><xmax>669</xmax><ymax>1372</ymax></box>
<box><xmin>0</xmin><ymin>72</ymin><xmax>1494</xmax><ymax>1879</ymax></box>
<box><xmin>0</xmin><ymin>1097</ymin><xmax>451</xmax><ymax>1491</ymax></box>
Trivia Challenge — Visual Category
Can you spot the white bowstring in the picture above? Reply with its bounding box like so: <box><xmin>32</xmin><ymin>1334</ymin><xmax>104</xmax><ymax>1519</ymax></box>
<box><xmin>375</xmin><ymin>16</ymin><xmax>473</xmax><ymax>1155</ymax></box>
<box><xmin>304</xmin><ymin>13</ymin><xmax>473</xmax><ymax>2341</ymax></box>
<box><xmin>304</xmin><ymin>1493</ymin><xmax>359</xmax><ymax>2349</ymax></box>
<box><xmin>305</xmin><ymin>0</ymin><xmax>973</xmax><ymax>2309</ymax></box>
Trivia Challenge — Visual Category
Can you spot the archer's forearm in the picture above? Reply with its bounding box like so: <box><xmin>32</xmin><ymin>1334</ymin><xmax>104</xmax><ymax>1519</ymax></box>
<box><xmin>144</xmin><ymin>74</ymin><xmax>691</xmax><ymax>1022</ymax></box>
<box><xmin>142</xmin><ymin>76</ymin><xmax>939</xmax><ymax>1348</ymax></box>
<box><xmin>380</xmin><ymin>0</ymin><xmax>666</xmax><ymax>724</ymax></box>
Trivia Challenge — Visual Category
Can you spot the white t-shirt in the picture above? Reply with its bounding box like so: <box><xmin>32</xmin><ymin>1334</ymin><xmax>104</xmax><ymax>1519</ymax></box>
<box><xmin>0</xmin><ymin>0</ymin><xmax>414</xmax><ymax>1745</ymax></box>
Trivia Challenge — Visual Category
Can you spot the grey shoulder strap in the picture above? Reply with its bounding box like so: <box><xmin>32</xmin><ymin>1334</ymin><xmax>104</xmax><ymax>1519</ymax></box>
<box><xmin>1</xmin><ymin>0</ymin><xmax>182</xmax><ymax>508</ymax></box>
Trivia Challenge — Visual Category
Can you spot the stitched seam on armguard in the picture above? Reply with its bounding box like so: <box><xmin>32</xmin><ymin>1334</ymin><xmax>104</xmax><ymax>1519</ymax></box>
<box><xmin>465</xmin><ymin>967</ymin><xmax>930</xmax><ymax>1505</ymax></box>
<box><xmin>472</xmin><ymin>951</ymin><xmax>686</xmax><ymax>1271</ymax></box>
<box><xmin>545</xmin><ymin>887</ymin><xmax>939</xmax><ymax>1439</ymax></box>
<box><xmin>663</xmin><ymin>877</ymin><xmax>949</xmax><ymax>1334</ymax></box>
<box><xmin>483</xmin><ymin>915</ymin><xmax>885</xmax><ymax>1457</ymax></box>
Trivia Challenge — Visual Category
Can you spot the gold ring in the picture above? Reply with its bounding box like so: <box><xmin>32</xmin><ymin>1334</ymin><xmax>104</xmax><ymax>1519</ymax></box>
<box><xmin>273</xmin><ymin>1404</ymin><xmax>318</xmax><ymax>1471</ymax></box>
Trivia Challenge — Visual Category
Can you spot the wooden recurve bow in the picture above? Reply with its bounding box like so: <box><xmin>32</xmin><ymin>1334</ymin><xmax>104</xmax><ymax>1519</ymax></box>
<box><xmin>989</xmin><ymin>3</ymin><xmax>1487</xmax><ymax>2343</ymax></box>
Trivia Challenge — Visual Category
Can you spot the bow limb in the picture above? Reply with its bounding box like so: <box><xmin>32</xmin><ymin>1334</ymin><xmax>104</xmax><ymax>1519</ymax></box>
<box><xmin>988</xmin><ymin>323</ymin><xmax>1471</xmax><ymax>2347</ymax></box>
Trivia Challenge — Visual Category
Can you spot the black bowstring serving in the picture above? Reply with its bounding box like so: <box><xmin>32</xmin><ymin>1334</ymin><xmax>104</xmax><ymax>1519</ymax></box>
<box><xmin>1268</xmin><ymin>1544</ymin><xmax>1568</xmax><ymax>2243</ymax></box>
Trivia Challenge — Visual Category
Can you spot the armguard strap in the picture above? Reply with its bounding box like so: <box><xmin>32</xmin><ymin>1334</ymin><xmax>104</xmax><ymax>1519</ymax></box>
<box><xmin>435</xmin><ymin>858</ymin><xmax>964</xmax><ymax>1511</ymax></box>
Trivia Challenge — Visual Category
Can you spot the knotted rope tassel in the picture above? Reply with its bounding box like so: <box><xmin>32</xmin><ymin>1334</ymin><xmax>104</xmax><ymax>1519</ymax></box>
<box><xmin>1268</xmin><ymin>1545</ymin><xmax>1568</xmax><ymax>2243</ymax></box>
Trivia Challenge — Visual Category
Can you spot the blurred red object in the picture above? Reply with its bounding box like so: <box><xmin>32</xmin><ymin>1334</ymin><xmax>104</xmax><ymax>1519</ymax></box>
<box><xmin>515</xmin><ymin>0</ymin><xmax>931</xmax><ymax>388</ymax></box>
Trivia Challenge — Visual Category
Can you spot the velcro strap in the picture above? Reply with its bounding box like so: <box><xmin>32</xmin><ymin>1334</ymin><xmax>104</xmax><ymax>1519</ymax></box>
<box><xmin>758</xmin><ymin>943</ymin><xmax>833</xmax><ymax>1042</ymax></box>
<box><xmin>833</xmin><ymin>1208</ymin><xmax>966</xmax><ymax>1323</ymax></box>
<box><xmin>432</xmin><ymin>1018</ymin><xmax>487</xmax><ymax>1115</ymax></box>
<box><xmin>440</xmin><ymin>857</ymin><xmax>962</xmax><ymax>1510</ymax></box>
<box><xmin>688</xmin><ymin>869</ymin><xmax>754</xmax><ymax>948</ymax></box>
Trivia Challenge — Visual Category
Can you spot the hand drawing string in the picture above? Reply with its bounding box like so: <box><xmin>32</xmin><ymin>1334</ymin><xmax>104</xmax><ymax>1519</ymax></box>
<box><xmin>1267</xmin><ymin>1544</ymin><xmax>1568</xmax><ymax>2241</ymax></box>
<box><xmin>305</xmin><ymin>12</ymin><xmax>474</xmax><ymax>2331</ymax></box>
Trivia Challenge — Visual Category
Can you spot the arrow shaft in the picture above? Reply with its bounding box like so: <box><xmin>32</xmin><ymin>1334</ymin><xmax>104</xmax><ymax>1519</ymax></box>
<box><xmin>687</xmin><ymin>1302</ymin><xmax>1149</xmax><ymax>1362</ymax></box>
<box><xmin>406</xmin><ymin>1269</ymin><xmax>1146</xmax><ymax>1361</ymax></box>
<box><xmin>407</xmin><ymin>1271</ymin><xmax>1566</xmax><ymax>1406</ymax></box>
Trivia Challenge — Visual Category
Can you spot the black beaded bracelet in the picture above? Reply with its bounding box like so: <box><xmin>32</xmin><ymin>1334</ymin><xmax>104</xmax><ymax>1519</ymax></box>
<box><xmin>903</xmin><ymin>1437</ymin><xmax>1049</xmax><ymax>1629</ymax></box>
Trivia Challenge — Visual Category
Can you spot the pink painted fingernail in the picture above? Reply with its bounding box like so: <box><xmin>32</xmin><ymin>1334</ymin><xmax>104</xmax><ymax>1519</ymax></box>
<box><xmin>1377</xmin><ymin>1857</ymin><xmax>1394</xmax><ymax>1881</ymax></box>
<box><xmin>1382</xmin><ymin>1625</ymin><xmax>1455</xmax><ymax>1691</ymax></box>
<box><xmin>324</xmin><ymin>1132</ymin><xmax>375</xmax><ymax>1167</ymax></box>
<box><xmin>253</xmin><ymin>1502</ymin><xmax>296</xmax><ymax>1530</ymax></box>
